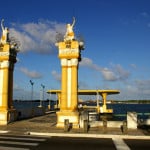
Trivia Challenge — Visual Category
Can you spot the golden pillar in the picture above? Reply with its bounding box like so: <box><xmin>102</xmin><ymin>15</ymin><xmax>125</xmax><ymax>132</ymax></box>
<box><xmin>101</xmin><ymin>92</ymin><xmax>113</xmax><ymax>113</ymax></box>
<box><xmin>0</xmin><ymin>20</ymin><xmax>20</xmax><ymax>125</ymax></box>
<box><xmin>101</xmin><ymin>93</ymin><xmax>107</xmax><ymax>112</ymax></box>
<box><xmin>60</xmin><ymin>65</ymin><xmax>67</xmax><ymax>110</ymax></box>
<box><xmin>55</xmin><ymin>18</ymin><xmax>84</xmax><ymax>128</ymax></box>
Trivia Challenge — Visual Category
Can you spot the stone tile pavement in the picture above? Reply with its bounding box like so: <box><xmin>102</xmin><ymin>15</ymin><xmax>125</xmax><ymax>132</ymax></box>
<box><xmin>0</xmin><ymin>112</ymin><xmax>149</xmax><ymax>136</ymax></box>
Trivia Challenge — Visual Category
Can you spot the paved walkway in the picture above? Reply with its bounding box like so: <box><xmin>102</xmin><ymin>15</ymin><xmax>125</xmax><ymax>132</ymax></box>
<box><xmin>0</xmin><ymin>112</ymin><xmax>149</xmax><ymax>137</ymax></box>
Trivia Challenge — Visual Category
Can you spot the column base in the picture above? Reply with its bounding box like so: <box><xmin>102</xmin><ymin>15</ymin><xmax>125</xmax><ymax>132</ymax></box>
<box><xmin>56</xmin><ymin>111</ymin><xmax>79</xmax><ymax>128</ymax></box>
<box><xmin>0</xmin><ymin>109</ymin><xmax>17</xmax><ymax>125</ymax></box>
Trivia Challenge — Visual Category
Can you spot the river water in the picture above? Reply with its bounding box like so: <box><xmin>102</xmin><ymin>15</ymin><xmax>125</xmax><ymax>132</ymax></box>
<box><xmin>13</xmin><ymin>101</ymin><xmax>150</xmax><ymax>120</ymax></box>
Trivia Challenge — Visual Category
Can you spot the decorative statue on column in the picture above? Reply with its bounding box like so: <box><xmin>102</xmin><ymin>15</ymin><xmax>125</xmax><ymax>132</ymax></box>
<box><xmin>0</xmin><ymin>19</ymin><xmax>9</xmax><ymax>45</ymax></box>
<box><xmin>64</xmin><ymin>17</ymin><xmax>75</xmax><ymax>41</ymax></box>
<box><xmin>0</xmin><ymin>19</ymin><xmax>20</xmax><ymax>51</ymax></box>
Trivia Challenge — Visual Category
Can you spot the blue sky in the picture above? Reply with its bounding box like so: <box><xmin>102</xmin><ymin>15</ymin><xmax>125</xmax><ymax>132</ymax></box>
<box><xmin>1</xmin><ymin>0</ymin><xmax>150</xmax><ymax>100</ymax></box>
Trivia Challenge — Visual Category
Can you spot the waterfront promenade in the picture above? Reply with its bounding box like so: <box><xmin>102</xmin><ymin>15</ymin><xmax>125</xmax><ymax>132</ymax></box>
<box><xmin>0</xmin><ymin>112</ymin><xmax>150</xmax><ymax>150</ymax></box>
<box><xmin>0</xmin><ymin>112</ymin><xmax>149</xmax><ymax>136</ymax></box>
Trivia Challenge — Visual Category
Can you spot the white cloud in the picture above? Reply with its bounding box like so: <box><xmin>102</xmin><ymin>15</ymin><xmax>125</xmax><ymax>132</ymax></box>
<box><xmin>80</xmin><ymin>57</ymin><xmax>130</xmax><ymax>81</ymax></box>
<box><xmin>130</xmin><ymin>64</ymin><xmax>137</xmax><ymax>69</ymax></box>
<box><xmin>51</xmin><ymin>70</ymin><xmax>61</xmax><ymax>82</ymax></box>
<box><xmin>20</xmin><ymin>67</ymin><xmax>42</xmax><ymax>78</ymax></box>
<box><xmin>9</xmin><ymin>20</ymin><xmax>65</xmax><ymax>54</ymax></box>
<box><xmin>80</xmin><ymin>57</ymin><xmax>101</xmax><ymax>71</ymax></box>
<box><xmin>113</xmin><ymin>64</ymin><xmax>130</xmax><ymax>80</ymax></box>
<box><xmin>80</xmin><ymin>57</ymin><xmax>93</xmax><ymax>67</ymax></box>
<box><xmin>101</xmin><ymin>68</ymin><xmax>117</xmax><ymax>81</ymax></box>
<box><xmin>135</xmin><ymin>79</ymin><xmax>150</xmax><ymax>89</ymax></box>
<box><xmin>117</xmin><ymin>79</ymin><xmax>150</xmax><ymax>100</ymax></box>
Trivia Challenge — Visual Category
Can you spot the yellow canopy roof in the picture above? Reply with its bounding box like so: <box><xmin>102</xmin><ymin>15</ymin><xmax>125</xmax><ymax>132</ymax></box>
<box><xmin>47</xmin><ymin>89</ymin><xmax>120</xmax><ymax>95</ymax></box>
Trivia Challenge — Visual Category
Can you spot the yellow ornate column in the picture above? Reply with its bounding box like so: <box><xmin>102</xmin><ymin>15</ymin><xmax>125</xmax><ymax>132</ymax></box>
<box><xmin>0</xmin><ymin>20</ymin><xmax>20</xmax><ymax>125</ymax></box>
<box><xmin>101</xmin><ymin>92</ymin><xmax>113</xmax><ymax>113</ymax></box>
<box><xmin>60</xmin><ymin>61</ymin><xmax>67</xmax><ymax>110</ymax></box>
<box><xmin>55</xmin><ymin>18</ymin><xmax>84</xmax><ymax>128</ymax></box>
<box><xmin>101</xmin><ymin>93</ymin><xmax>107</xmax><ymax>112</ymax></box>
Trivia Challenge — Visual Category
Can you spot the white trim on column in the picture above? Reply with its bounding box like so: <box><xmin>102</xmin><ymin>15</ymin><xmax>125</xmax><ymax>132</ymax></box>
<box><xmin>0</xmin><ymin>70</ymin><xmax>3</xmax><ymax>106</ymax></box>
<box><xmin>1</xmin><ymin>61</ymin><xmax>9</xmax><ymax>68</ymax></box>
<box><xmin>71</xmin><ymin>58</ymin><xmax>78</xmax><ymax>66</ymax></box>
<box><xmin>61</xmin><ymin>59</ymin><xmax>67</xmax><ymax>66</ymax></box>
<box><xmin>67</xmin><ymin>60</ymin><xmax>71</xmax><ymax>108</ymax></box>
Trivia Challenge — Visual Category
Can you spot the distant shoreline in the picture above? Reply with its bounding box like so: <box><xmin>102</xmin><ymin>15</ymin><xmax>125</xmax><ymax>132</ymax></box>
<box><xmin>13</xmin><ymin>99</ymin><xmax>150</xmax><ymax>104</ymax></box>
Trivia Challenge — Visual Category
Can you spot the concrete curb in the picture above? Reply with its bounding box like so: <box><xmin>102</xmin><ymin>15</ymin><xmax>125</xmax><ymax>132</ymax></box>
<box><xmin>0</xmin><ymin>130</ymin><xmax>9</xmax><ymax>133</ymax></box>
<box><xmin>29</xmin><ymin>132</ymin><xmax>150</xmax><ymax>140</ymax></box>
<box><xmin>45</xmin><ymin>111</ymin><xmax>56</xmax><ymax>114</ymax></box>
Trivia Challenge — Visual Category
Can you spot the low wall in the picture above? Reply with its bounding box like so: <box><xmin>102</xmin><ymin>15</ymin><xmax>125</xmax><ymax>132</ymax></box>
<box><xmin>89</xmin><ymin>121</ymin><xmax>123</xmax><ymax>128</ymax></box>
<box><xmin>16</xmin><ymin>107</ymin><xmax>45</xmax><ymax>120</ymax></box>
<box><xmin>127</xmin><ymin>112</ymin><xmax>137</xmax><ymax>129</ymax></box>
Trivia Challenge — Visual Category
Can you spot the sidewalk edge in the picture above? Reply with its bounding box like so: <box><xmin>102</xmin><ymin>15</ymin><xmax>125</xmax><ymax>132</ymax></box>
<box><xmin>29</xmin><ymin>132</ymin><xmax>150</xmax><ymax>139</ymax></box>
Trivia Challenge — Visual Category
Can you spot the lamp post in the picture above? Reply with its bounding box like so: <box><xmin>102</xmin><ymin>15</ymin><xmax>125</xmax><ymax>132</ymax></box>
<box><xmin>48</xmin><ymin>90</ymin><xmax>51</xmax><ymax>110</ymax></box>
<box><xmin>40</xmin><ymin>84</ymin><xmax>45</xmax><ymax>107</ymax></box>
<box><xmin>30</xmin><ymin>80</ymin><xmax>34</xmax><ymax>101</ymax></box>
<box><xmin>30</xmin><ymin>80</ymin><xmax>34</xmax><ymax>109</ymax></box>
<box><xmin>39</xmin><ymin>89</ymin><xmax>42</xmax><ymax>107</ymax></box>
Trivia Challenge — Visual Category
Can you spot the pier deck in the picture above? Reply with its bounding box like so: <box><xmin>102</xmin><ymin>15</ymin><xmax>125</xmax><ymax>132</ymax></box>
<box><xmin>0</xmin><ymin>112</ymin><xmax>149</xmax><ymax>137</ymax></box>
